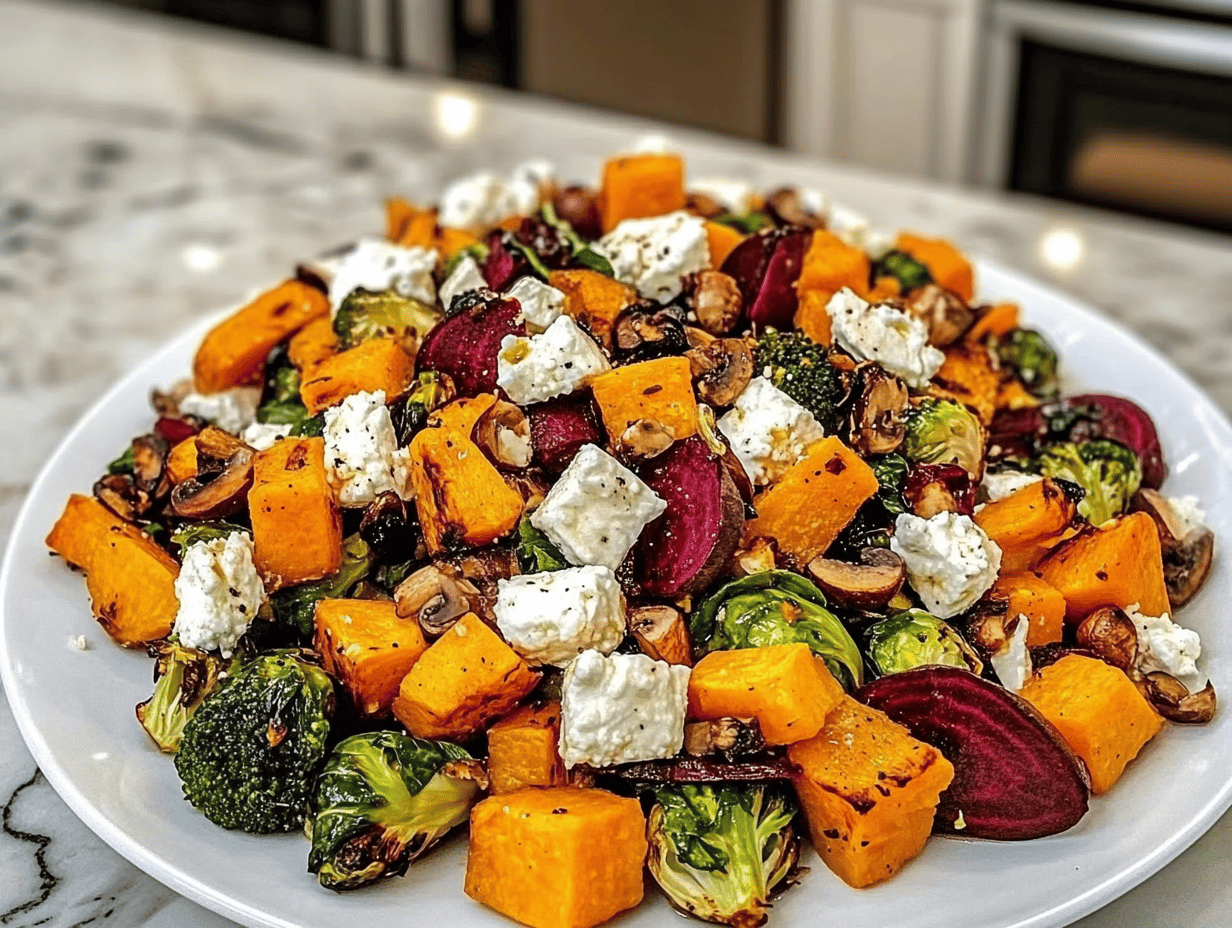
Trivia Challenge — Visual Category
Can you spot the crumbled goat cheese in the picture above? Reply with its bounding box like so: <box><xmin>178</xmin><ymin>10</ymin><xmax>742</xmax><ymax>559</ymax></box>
<box><xmin>981</xmin><ymin>470</ymin><xmax>1044</xmax><ymax>503</ymax></box>
<box><xmin>718</xmin><ymin>377</ymin><xmax>825</xmax><ymax>486</ymax></box>
<box><xmin>323</xmin><ymin>390</ymin><xmax>411</xmax><ymax>507</ymax></box>
<box><xmin>990</xmin><ymin>615</ymin><xmax>1033</xmax><ymax>692</ymax></box>
<box><xmin>240</xmin><ymin>421</ymin><xmax>292</xmax><ymax>452</ymax></box>
<box><xmin>438</xmin><ymin>161</ymin><xmax>551</xmax><ymax>230</ymax></box>
<box><xmin>798</xmin><ymin>187</ymin><xmax>830</xmax><ymax>220</ymax></box>
<box><xmin>495</xmin><ymin>566</ymin><xmax>627</xmax><ymax>667</ymax></box>
<box><xmin>174</xmin><ymin>532</ymin><xmax>264</xmax><ymax>658</ymax></box>
<box><xmin>891</xmin><ymin>511</ymin><xmax>1002</xmax><ymax>619</ymax></box>
<box><xmin>1126</xmin><ymin>604</ymin><xmax>1208</xmax><ymax>693</ymax></box>
<box><xmin>327</xmin><ymin>238</ymin><xmax>437</xmax><ymax>312</ymax></box>
<box><xmin>438</xmin><ymin>255</ymin><xmax>487</xmax><ymax>312</ymax></box>
<box><xmin>1168</xmin><ymin>495</ymin><xmax>1207</xmax><ymax>537</ymax></box>
<box><xmin>531</xmin><ymin>444</ymin><xmax>667</xmax><ymax>570</ymax></box>
<box><xmin>631</xmin><ymin>133</ymin><xmax>674</xmax><ymax>154</ymax></box>
<box><xmin>597</xmin><ymin>211</ymin><xmax>710</xmax><ymax>302</ymax></box>
<box><xmin>828</xmin><ymin>204</ymin><xmax>894</xmax><ymax>258</ymax></box>
<box><xmin>559</xmin><ymin>650</ymin><xmax>691</xmax><ymax>768</ymax></box>
<box><xmin>826</xmin><ymin>287</ymin><xmax>945</xmax><ymax>388</ymax></box>
<box><xmin>496</xmin><ymin>315</ymin><xmax>610</xmax><ymax>406</ymax></box>
<box><xmin>506</xmin><ymin>276</ymin><xmax>565</xmax><ymax>333</ymax></box>
<box><xmin>67</xmin><ymin>635</ymin><xmax>89</xmax><ymax>651</ymax></box>
<box><xmin>691</xmin><ymin>178</ymin><xmax>755</xmax><ymax>214</ymax></box>
<box><xmin>178</xmin><ymin>386</ymin><xmax>261</xmax><ymax>435</ymax></box>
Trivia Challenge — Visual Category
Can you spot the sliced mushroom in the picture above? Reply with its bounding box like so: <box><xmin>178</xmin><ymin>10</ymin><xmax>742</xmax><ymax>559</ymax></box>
<box><xmin>628</xmin><ymin>604</ymin><xmax>693</xmax><ymax>666</ymax></box>
<box><xmin>764</xmin><ymin>187</ymin><xmax>825</xmax><ymax>229</ymax></box>
<box><xmin>686</xmin><ymin>270</ymin><xmax>743</xmax><ymax>336</ymax></box>
<box><xmin>906</xmin><ymin>284</ymin><xmax>975</xmax><ymax>347</ymax></box>
<box><xmin>684</xmin><ymin>191</ymin><xmax>727</xmax><ymax>220</ymax></box>
<box><xmin>441</xmin><ymin>547</ymin><xmax>519</xmax><ymax>623</ymax></box>
<box><xmin>849</xmin><ymin>365</ymin><xmax>909</xmax><ymax>455</ymax></box>
<box><xmin>806</xmin><ymin>547</ymin><xmax>906</xmax><ymax>610</ymax></box>
<box><xmin>169</xmin><ymin>447</ymin><xmax>254</xmax><ymax>519</ymax></box>
<box><xmin>1131</xmin><ymin>489</ymin><xmax>1215</xmax><ymax>607</ymax></box>
<box><xmin>687</xmin><ymin>337</ymin><xmax>755</xmax><ymax>408</ymax></box>
<box><xmin>1137</xmin><ymin>673</ymin><xmax>1217</xmax><ymax>724</ymax></box>
<box><xmin>962</xmin><ymin>598</ymin><xmax>1013</xmax><ymax>655</ymax></box>
<box><xmin>1075</xmin><ymin>606</ymin><xmax>1138</xmax><ymax>670</ymax></box>
<box><xmin>131</xmin><ymin>433</ymin><xmax>170</xmax><ymax>493</ymax></box>
<box><xmin>195</xmin><ymin>426</ymin><xmax>253</xmax><ymax>474</ymax></box>
<box><xmin>394</xmin><ymin>563</ymin><xmax>480</xmax><ymax>636</ymax></box>
<box><xmin>683</xmin><ymin>718</ymin><xmax>767</xmax><ymax>758</ymax></box>
<box><xmin>610</xmin><ymin>303</ymin><xmax>688</xmax><ymax>361</ymax></box>
<box><xmin>504</xmin><ymin>471</ymin><xmax>551</xmax><ymax>509</ymax></box>
<box><xmin>473</xmin><ymin>400</ymin><xmax>532</xmax><ymax>470</ymax></box>
<box><xmin>150</xmin><ymin>380</ymin><xmax>192</xmax><ymax>418</ymax></box>
<box><xmin>618</xmin><ymin>418</ymin><xmax>677</xmax><ymax>462</ymax></box>
<box><xmin>93</xmin><ymin>473</ymin><xmax>152</xmax><ymax>523</ymax></box>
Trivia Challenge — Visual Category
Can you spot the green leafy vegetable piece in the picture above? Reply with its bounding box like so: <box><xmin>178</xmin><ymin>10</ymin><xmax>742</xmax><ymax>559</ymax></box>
<box><xmin>713</xmin><ymin>212</ymin><xmax>775</xmax><ymax>234</ymax></box>
<box><xmin>1034</xmin><ymin>439</ymin><xmax>1141</xmax><ymax>526</ymax></box>
<box><xmin>107</xmin><ymin>444</ymin><xmax>135</xmax><ymax>476</ymax></box>
<box><xmin>902</xmin><ymin>397</ymin><xmax>984</xmax><ymax>476</ymax></box>
<box><xmin>866</xmin><ymin>609</ymin><xmax>983</xmax><ymax>677</ymax></box>
<box><xmin>507</xmin><ymin>238</ymin><xmax>552</xmax><ymax>281</ymax></box>
<box><xmin>269</xmin><ymin>535</ymin><xmax>374</xmax><ymax>640</ymax></box>
<box><xmin>292</xmin><ymin>412</ymin><xmax>326</xmax><ymax>438</ymax></box>
<box><xmin>515</xmin><ymin>513</ymin><xmax>569</xmax><ymax>573</ymax></box>
<box><xmin>871</xmin><ymin>249</ymin><xmax>933</xmax><ymax>291</ymax></box>
<box><xmin>136</xmin><ymin>640</ymin><xmax>234</xmax><ymax>753</ymax></box>
<box><xmin>869</xmin><ymin>453</ymin><xmax>909</xmax><ymax>516</ymax></box>
<box><xmin>540</xmin><ymin>201</ymin><xmax>614</xmax><ymax>276</ymax></box>
<box><xmin>170</xmin><ymin>520</ymin><xmax>247</xmax><ymax>553</ymax></box>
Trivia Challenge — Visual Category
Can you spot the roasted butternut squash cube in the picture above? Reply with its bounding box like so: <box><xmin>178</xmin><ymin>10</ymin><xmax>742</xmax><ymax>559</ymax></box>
<box><xmin>465</xmin><ymin>787</ymin><xmax>647</xmax><ymax>928</ymax></box>
<box><xmin>193</xmin><ymin>279</ymin><xmax>328</xmax><ymax>393</ymax></box>
<box><xmin>589</xmin><ymin>356</ymin><xmax>699</xmax><ymax>445</ymax></box>
<box><xmin>895</xmin><ymin>232</ymin><xmax>975</xmax><ymax>303</ymax></box>
<box><xmin>965</xmin><ymin>302</ymin><xmax>1020</xmax><ymax>344</ymax></box>
<box><xmin>287</xmin><ymin>314</ymin><xmax>338</xmax><ymax>374</ymax></box>
<box><xmin>548</xmin><ymin>269</ymin><xmax>638</xmax><ymax>349</ymax></box>
<box><xmin>687</xmin><ymin>644</ymin><xmax>844</xmax><ymax>745</ymax></box>
<box><xmin>795</xmin><ymin>230</ymin><xmax>870</xmax><ymax>302</ymax></box>
<box><xmin>487</xmin><ymin>701</ymin><xmax>568</xmax><ymax>793</ymax></box>
<box><xmin>247</xmin><ymin>437</ymin><xmax>342</xmax><ymax>590</ymax></box>
<box><xmin>393</xmin><ymin>613</ymin><xmax>540</xmax><ymax>740</ymax></box>
<box><xmin>314</xmin><ymin>598</ymin><xmax>429</xmax><ymax>719</ymax></box>
<box><xmin>704</xmin><ymin>221</ymin><xmax>744</xmax><ymax>269</ymax></box>
<box><xmin>1039</xmin><ymin>511</ymin><xmax>1170</xmax><ymax>619</ymax></box>
<box><xmin>600</xmin><ymin>153</ymin><xmax>685</xmax><ymax>232</ymax></box>
<box><xmin>989</xmin><ymin>571</ymin><xmax>1066</xmax><ymax>647</ymax></box>
<box><xmin>933</xmin><ymin>345</ymin><xmax>1000</xmax><ymax>426</ymax></box>
<box><xmin>164</xmin><ymin>436</ymin><xmax>199</xmax><ymax>484</ymax></box>
<box><xmin>974</xmin><ymin>478</ymin><xmax>1078</xmax><ymax>572</ymax></box>
<box><xmin>793</xmin><ymin>288</ymin><xmax>833</xmax><ymax>346</ymax></box>
<box><xmin>47</xmin><ymin>494</ymin><xmax>180</xmax><ymax>647</ymax></box>
<box><xmin>745</xmin><ymin>436</ymin><xmax>879</xmax><ymax>563</ymax></box>
<box><xmin>1019</xmin><ymin>654</ymin><xmax>1162</xmax><ymax>794</ymax></box>
<box><xmin>788</xmin><ymin>696</ymin><xmax>955</xmax><ymax>888</ymax></box>
<box><xmin>299</xmin><ymin>337</ymin><xmax>415</xmax><ymax>414</ymax></box>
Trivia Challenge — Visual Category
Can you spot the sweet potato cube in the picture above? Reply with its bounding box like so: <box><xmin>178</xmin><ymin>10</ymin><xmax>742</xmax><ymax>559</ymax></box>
<box><xmin>1019</xmin><ymin>654</ymin><xmax>1162</xmax><ymax>794</ymax></box>
<box><xmin>965</xmin><ymin>302</ymin><xmax>1020</xmax><ymax>344</ymax></box>
<box><xmin>688</xmin><ymin>644</ymin><xmax>844</xmax><ymax>745</ymax></box>
<box><xmin>990</xmin><ymin>571</ymin><xmax>1066</xmax><ymax>647</ymax></box>
<box><xmin>704</xmin><ymin>221</ymin><xmax>744</xmax><ymax>269</ymax></box>
<box><xmin>933</xmin><ymin>345</ymin><xmax>1000</xmax><ymax>426</ymax></box>
<box><xmin>164</xmin><ymin>437</ymin><xmax>199</xmax><ymax>484</ymax></box>
<box><xmin>314</xmin><ymin>599</ymin><xmax>429</xmax><ymax>719</ymax></box>
<box><xmin>548</xmin><ymin>269</ymin><xmax>638</xmax><ymax>349</ymax></box>
<box><xmin>589</xmin><ymin>356</ymin><xmax>699</xmax><ymax>444</ymax></box>
<box><xmin>248</xmin><ymin>437</ymin><xmax>342</xmax><ymax>590</ymax></box>
<box><xmin>895</xmin><ymin>232</ymin><xmax>975</xmax><ymax>303</ymax></box>
<box><xmin>788</xmin><ymin>696</ymin><xmax>955</xmax><ymax>888</ymax></box>
<box><xmin>193</xmin><ymin>279</ymin><xmax>329</xmax><ymax>393</ymax></box>
<box><xmin>47</xmin><ymin>494</ymin><xmax>179</xmax><ymax>647</ymax></box>
<box><xmin>393</xmin><ymin>613</ymin><xmax>540</xmax><ymax>740</ymax></box>
<box><xmin>299</xmin><ymin>337</ymin><xmax>415</xmax><ymax>414</ymax></box>
<box><xmin>487</xmin><ymin>701</ymin><xmax>568</xmax><ymax>793</ymax></box>
<box><xmin>745</xmin><ymin>436</ymin><xmax>879</xmax><ymax>563</ymax></box>
<box><xmin>600</xmin><ymin>153</ymin><xmax>685</xmax><ymax>232</ymax></box>
<box><xmin>793</xmin><ymin>288</ymin><xmax>833</xmax><ymax>346</ymax></box>
<box><xmin>465</xmin><ymin>787</ymin><xmax>647</xmax><ymax>928</ymax></box>
<box><xmin>287</xmin><ymin>314</ymin><xmax>338</xmax><ymax>374</ymax></box>
<box><xmin>795</xmin><ymin>230</ymin><xmax>870</xmax><ymax>301</ymax></box>
<box><xmin>973</xmin><ymin>478</ymin><xmax>1078</xmax><ymax>572</ymax></box>
<box><xmin>1039</xmin><ymin>511</ymin><xmax>1170</xmax><ymax>619</ymax></box>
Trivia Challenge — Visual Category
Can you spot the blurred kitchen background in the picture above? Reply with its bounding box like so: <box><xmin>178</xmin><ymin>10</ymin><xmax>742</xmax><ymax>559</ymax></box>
<box><xmin>106</xmin><ymin>0</ymin><xmax>1232</xmax><ymax>235</ymax></box>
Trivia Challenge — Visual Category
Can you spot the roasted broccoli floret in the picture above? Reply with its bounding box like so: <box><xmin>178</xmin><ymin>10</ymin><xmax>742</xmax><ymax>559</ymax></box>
<box><xmin>1034</xmin><ymin>439</ymin><xmax>1141</xmax><ymax>525</ymax></box>
<box><xmin>902</xmin><ymin>397</ymin><xmax>984</xmax><ymax>477</ymax></box>
<box><xmin>309</xmin><ymin>732</ymin><xmax>485</xmax><ymax>891</ymax></box>
<box><xmin>173</xmin><ymin>650</ymin><xmax>335</xmax><ymax>834</ymax></box>
<box><xmin>136</xmin><ymin>640</ymin><xmax>233</xmax><ymax>753</ymax></box>
<box><xmin>647</xmin><ymin>783</ymin><xmax>800</xmax><ymax>928</ymax></box>
<box><xmin>866</xmin><ymin>609</ymin><xmax>983</xmax><ymax>677</ymax></box>
<box><xmin>871</xmin><ymin>249</ymin><xmax>932</xmax><ymax>292</ymax></box>
<box><xmin>753</xmin><ymin>331</ymin><xmax>848</xmax><ymax>433</ymax></box>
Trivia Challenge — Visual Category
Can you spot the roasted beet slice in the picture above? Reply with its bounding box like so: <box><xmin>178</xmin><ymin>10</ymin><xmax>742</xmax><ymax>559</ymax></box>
<box><xmin>527</xmin><ymin>393</ymin><xmax>603</xmax><ymax>474</ymax></box>
<box><xmin>719</xmin><ymin>227</ymin><xmax>811</xmax><ymax>332</ymax></box>
<box><xmin>904</xmin><ymin>463</ymin><xmax>976</xmax><ymax>517</ymax></box>
<box><xmin>481</xmin><ymin>231</ymin><xmax>528</xmax><ymax>291</ymax></box>
<box><xmin>857</xmin><ymin>665</ymin><xmax>1090</xmax><ymax>841</ymax></box>
<box><xmin>632</xmin><ymin>436</ymin><xmax>745</xmax><ymax>599</ymax></box>
<box><xmin>720</xmin><ymin>227</ymin><xmax>776</xmax><ymax>309</ymax></box>
<box><xmin>415</xmin><ymin>291</ymin><xmax>525</xmax><ymax>397</ymax></box>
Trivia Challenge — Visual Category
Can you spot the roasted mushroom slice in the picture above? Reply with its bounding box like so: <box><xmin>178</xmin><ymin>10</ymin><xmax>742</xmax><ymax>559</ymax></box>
<box><xmin>806</xmin><ymin>547</ymin><xmax>906</xmax><ymax>610</ymax></box>
<box><xmin>906</xmin><ymin>284</ymin><xmax>975</xmax><ymax>347</ymax></box>
<box><xmin>194</xmin><ymin>426</ymin><xmax>253</xmax><ymax>474</ymax></box>
<box><xmin>849</xmin><ymin>365</ymin><xmax>909</xmax><ymax>455</ymax></box>
<box><xmin>169</xmin><ymin>447</ymin><xmax>254</xmax><ymax>520</ymax></box>
<box><xmin>618</xmin><ymin>418</ymin><xmax>677</xmax><ymax>462</ymax></box>
<box><xmin>611</xmin><ymin>303</ymin><xmax>689</xmax><ymax>361</ymax></box>
<box><xmin>1075</xmin><ymin>606</ymin><xmax>1138</xmax><ymax>670</ymax></box>
<box><xmin>131</xmin><ymin>433</ymin><xmax>170</xmax><ymax>494</ymax></box>
<box><xmin>93</xmin><ymin>473</ymin><xmax>152</xmax><ymax>523</ymax></box>
<box><xmin>393</xmin><ymin>563</ymin><xmax>480</xmax><ymax>637</ymax></box>
<box><xmin>682</xmin><ymin>718</ymin><xmax>766</xmax><ymax>759</ymax></box>
<box><xmin>687</xmin><ymin>337</ymin><xmax>755</xmax><ymax>408</ymax></box>
<box><xmin>628</xmin><ymin>604</ymin><xmax>693</xmax><ymax>666</ymax></box>
<box><xmin>473</xmin><ymin>399</ymin><xmax>533</xmax><ymax>470</ymax></box>
<box><xmin>1137</xmin><ymin>673</ymin><xmax>1217</xmax><ymax>724</ymax></box>
<box><xmin>764</xmin><ymin>187</ymin><xmax>825</xmax><ymax>229</ymax></box>
<box><xmin>685</xmin><ymin>270</ymin><xmax>743</xmax><ymax>336</ymax></box>
<box><xmin>1131</xmin><ymin>489</ymin><xmax>1215</xmax><ymax>607</ymax></box>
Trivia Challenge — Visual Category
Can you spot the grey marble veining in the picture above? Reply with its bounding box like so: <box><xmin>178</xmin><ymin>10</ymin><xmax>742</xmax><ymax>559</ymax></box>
<box><xmin>2</xmin><ymin>1</ymin><xmax>1231</xmax><ymax>926</ymax></box>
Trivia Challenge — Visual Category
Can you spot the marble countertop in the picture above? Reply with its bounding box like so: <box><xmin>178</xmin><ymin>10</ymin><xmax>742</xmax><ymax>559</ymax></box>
<box><xmin>2</xmin><ymin>1</ymin><xmax>1231</xmax><ymax>925</ymax></box>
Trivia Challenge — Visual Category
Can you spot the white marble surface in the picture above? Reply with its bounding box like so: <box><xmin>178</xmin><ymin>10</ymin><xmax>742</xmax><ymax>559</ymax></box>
<box><xmin>2</xmin><ymin>1</ymin><xmax>1232</xmax><ymax>925</ymax></box>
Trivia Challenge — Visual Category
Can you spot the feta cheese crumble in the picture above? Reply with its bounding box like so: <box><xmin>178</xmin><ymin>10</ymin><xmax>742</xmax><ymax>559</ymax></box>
<box><xmin>178</xmin><ymin>386</ymin><xmax>261</xmax><ymax>435</ymax></box>
<box><xmin>717</xmin><ymin>377</ymin><xmax>825</xmax><ymax>485</ymax></box>
<box><xmin>826</xmin><ymin>287</ymin><xmax>945</xmax><ymax>388</ymax></box>
<box><xmin>597</xmin><ymin>210</ymin><xmax>710</xmax><ymax>302</ymax></box>
<box><xmin>67</xmin><ymin>634</ymin><xmax>89</xmax><ymax>651</ymax></box>
<box><xmin>322</xmin><ymin>390</ymin><xmax>411</xmax><ymax>507</ymax></box>
<box><xmin>558</xmin><ymin>650</ymin><xmax>691</xmax><ymax>768</ymax></box>
<box><xmin>981</xmin><ymin>469</ymin><xmax>1043</xmax><ymax>503</ymax></box>
<box><xmin>1126</xmin><ymin>604</ymin><xmax>1208</xmax><ymax>693</ymax></box>
<box><xmin>691</xmin><ymin>178</ymin><xmax>755</xmax><ymax>214</ymax></box>
<box><xmin>438</xmin><ymin>161</ymin><xmax>551</xmax><ymax>230</ymax></box>
<box><xmin>827</xmin><ymin>204</ymin><xmax>895</xmax><ymax>258</ymax></box>
<box><xmin>531</xmin><ymin>444</ymin><xmax>667</xmax><ymax>570</ymax></box>
<box><xmin>494</xmin><ymin>566</ymin><xmax>626</xmax><ymax>666</ymax></box>
<box><xmin>438</xmin><ymin>254</ymin><xmax>487</xmax><ymax>312</ymax></box>
<box><xmin>496</xmin><ymin>315</ymin><xmax>610</xmax><ymax>406</ymax></box>
<box><xmin>890</xmin><ymin>511</ymin><xmax>1002</xmax><ymax>619</ymax></box>
<box><xmin>327</xmin><ymin>238</ymin><xmax>437</xmax><ymax>312</ymax></box>
<box><xmin>506</xmin><ymin>276</ymin><xmax>565</xmax><ymax>333</ymax></box>
<box><xmin>174</xmin><ymin>532</ymin><xmax>265</xmax><ymax>658</ymax></box>
<box><xmin>240</xmin><ymin>421</ymin><xmax>293</xmax><ymax>452</ymax></box>
<box><xmin>990</xmin><ymin>615</ymin><xmax>1032</xmax><ymax>692</ymax></box>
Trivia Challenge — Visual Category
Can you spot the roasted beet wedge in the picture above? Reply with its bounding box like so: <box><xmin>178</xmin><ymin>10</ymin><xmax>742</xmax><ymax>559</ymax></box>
<box><xmin>719</xmin><ymin>227</ymin><xmax>811</xmax><ymax>332</ymax></box>
<box><xmin>632</xmin><ymin>436</ymin><xmax>745</xmax><ymax>599</ymax></box>
<box><xmin>415</xmin><ymin>291</ymin><xmax>525</xmax><ymax>397</ymax></box>
<box><xmin>528</xmin><ymin>393</ymin><xmax>603</xmax><ymax>474</ymax></box>
<box><xmin>481</xmin><ymin>230</ymin><xmax>528</xmax><ymax>291</ymax></box>
<box><xmin>857</xmin><ymin>665</ymin><xmax>1091</xmax><ymax>841</ymax></box>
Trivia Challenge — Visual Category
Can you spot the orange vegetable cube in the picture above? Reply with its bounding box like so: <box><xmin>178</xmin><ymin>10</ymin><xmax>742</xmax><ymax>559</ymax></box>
<box><xmin>314</xmin><ymin>599</ymin><xmax>429</xmax><ymax>719</ymax></box>
<box><xmin>165</xmin><ymin>437</ymin><xmax>199</xmax><ymax>484</ymax></box>
<box><xmin>933</xmin><ymin>344</ymin><xmax>1000</xmax><ymax>426</ymax></box>
<box><xmin>589</xmin><ymin>356</ymin><xmax>699</xmax><ymax>444</ymax></box>
<box><xmin>247</xmin><ymin>437</ymin><xmax>342</xmax><ymax>590</ymax></box>
<box><xmin>287</xmin><ymin>315</ymin><xmax>338</xmax><ymax>374</ymax></box>
<box><xmin>989</xmin><ymin>571</ymin><xmax>1067</xmax><ymax>647</ymax></box>
<box><xmin>299</xmin><ymin>337</ymin><xmax>415</xmax><ymax>414</ymax></box>
<box><xmin>1019</xmin><ymin>654</ymin><xmax>1162</xmax><ymax>794</ymax></box>
<box><xmin>688</xmin><ymin>643</ymin><xmax>845</xmax><ymax>745</ymax></box>
<box><xmin>895</xmin><ymin>232</ymin><xmax>974</xmax><ymax>303</ymax></box>
<box><xmin>487</xmin><ymin>701</ymin><xmax>568</xmax><ymax>793</ymax></box>
<box><xmin>795</xmin><ymin>230</ymin><xmax>870</xmax><ymax>301</ymax></box>
<box><xmin>548</xmin><ymin>269</ymin><xmax>638</xmax><ymax>349</ymax></box>
<box><xmin>193</xmin><ymin>279</ymin><xmax>329</xmax><ymax>393</ymax></box>
<box><xmin>600</xmin><ymin>153</ymin><xmax>685</xmax><ymax>232</ymax></box>
<box><xmin>745</xmin><ymin>436</ymin><xmax>879</xmax><ymax>564</ymax></box>
<box><xmin>392</xmin><ymin>613</ymin><xmax>540</xmax><ymax>740</ymax></box>
<box><xmin>788</xmin><ymin>696</ymin><xmax>955</xmax><ymax>888</ymax></box>
<box><xmin>704</xmin><ymin>221</ymin><xmax>744</xmax><ymax>269</ymax></box>
<box><xmin>965</xmin><ymin>302</ymin><xmax>1020</xmax><ymax>344</ymax></box>
<box><xmin>466</xmin><ymin>787</ymin><xmax>647</xmax><ymax>928</ymax></box>
<box><xmin>793</xmin><ymin>288</ymin><xmax>833</xmax><ymax>346</ymax></box>
<box><xmin>973</xmin><ymin>478</ymin><xmax>1078</xmax><ymax>572</ymax></box>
